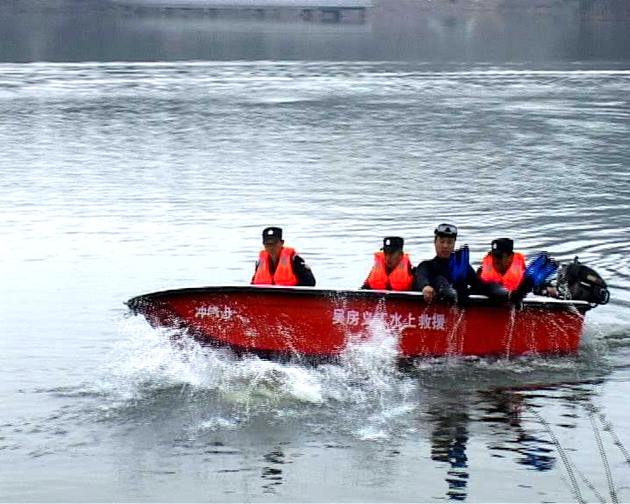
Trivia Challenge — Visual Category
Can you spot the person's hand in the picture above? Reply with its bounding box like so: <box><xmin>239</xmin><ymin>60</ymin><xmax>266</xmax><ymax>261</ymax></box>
<box><xmin>422</xmin><ymin>285</ymin><xmax>435</xmax><ymax>303</ymax></box>
<box><xmin>546</xmin><ymin>286</ymin><xmax>559</xmax><ymax>298</ymax></box>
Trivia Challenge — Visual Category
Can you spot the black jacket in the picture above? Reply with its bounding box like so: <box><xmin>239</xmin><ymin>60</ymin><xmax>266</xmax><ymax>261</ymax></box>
<box><xmin>414</xmin><ymin>256</ymin><xmax>481</xmax><ymax>303</ymax></box>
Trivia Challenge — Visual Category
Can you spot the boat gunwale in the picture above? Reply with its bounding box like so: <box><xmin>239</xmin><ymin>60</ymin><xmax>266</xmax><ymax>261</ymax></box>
<box><xmin>125</xmin><ymin>285</ymin><xmax>591</xmax><ymax>314</ymax></box>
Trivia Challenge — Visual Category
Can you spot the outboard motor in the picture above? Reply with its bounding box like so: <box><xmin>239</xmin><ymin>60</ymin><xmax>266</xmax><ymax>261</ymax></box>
<box><xmin>557</xmin><ymin>256</ymin><xmax>610</xmax><ymax>306</ymax></box>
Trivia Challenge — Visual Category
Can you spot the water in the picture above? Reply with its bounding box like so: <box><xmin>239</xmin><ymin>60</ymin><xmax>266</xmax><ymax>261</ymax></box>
<box><xmin>2</xmin><ymin>2</ymin><xmax>630</xmax><ymax>503</ymax></box>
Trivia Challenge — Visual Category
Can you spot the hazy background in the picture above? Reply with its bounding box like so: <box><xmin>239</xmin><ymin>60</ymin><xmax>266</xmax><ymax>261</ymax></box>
<box><xmin>2</xmin><ymin>0</ymin><xmax>630</xmax><ymax>63</ymax></box>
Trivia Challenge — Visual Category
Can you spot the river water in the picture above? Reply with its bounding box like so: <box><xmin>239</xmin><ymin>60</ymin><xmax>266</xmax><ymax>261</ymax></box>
<box><xmin>2</xmin><ymin>3</ymin><xmax>630</xmax><ymax>503</ymax></box>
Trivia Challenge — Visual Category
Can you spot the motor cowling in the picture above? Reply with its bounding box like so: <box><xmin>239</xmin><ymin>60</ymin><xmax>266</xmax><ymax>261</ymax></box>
<box><xmin>558</xmin><ymin>256</ymin><xmax>610</xmax><ymax>306</ymax></box>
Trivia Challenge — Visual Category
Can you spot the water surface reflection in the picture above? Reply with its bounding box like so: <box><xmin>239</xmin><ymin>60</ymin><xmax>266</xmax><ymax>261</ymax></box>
<box><xmin>1</xmin><ymin>56</ymin><xmax>629</xmax><ymax>501</ymax></box>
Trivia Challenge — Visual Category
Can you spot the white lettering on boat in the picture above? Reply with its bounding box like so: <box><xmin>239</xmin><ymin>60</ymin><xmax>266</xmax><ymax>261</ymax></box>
<box><xmin>418</xmin><ymin>313</ymin><xmax>446</xmax><ymax>330</ymax></box>
<box><xmin>333</xmin><ymin>309</ymin><xmax>346</xmax><ymax>324</ymax></box>
<box><xmin>195</xmin><ymin>305</ymin><xmax>235</xmax><ymax>320</ymax></box>
<box><xmin>435</xmin><ymin>314</ymin><xmax>446</xmax><ymax>330</ymax></box>
<box><xmin>332</xmin><ymin>309</ymin><xmax>446</xmax><ymax>330</ymax></box>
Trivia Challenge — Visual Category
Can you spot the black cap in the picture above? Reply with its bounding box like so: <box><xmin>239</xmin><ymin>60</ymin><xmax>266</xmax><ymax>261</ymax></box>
<box><xmin>434</xmin><ymin>223</ymin><xmax>458</xmax><ymax>238</ymax></box>
<box><xmin>383</xmin><ymin>236</ymin><xmax>404</xmax><ymax>252</ymax></box>
<box><xmin>491</xmin><ymin>238</ymin><xmax>514</xmax><ymax>256</ymax></box>
<box><xmin>262</xmin><ymin>227</ymin><xmax>283</xmax><ymax>243</ymax></box>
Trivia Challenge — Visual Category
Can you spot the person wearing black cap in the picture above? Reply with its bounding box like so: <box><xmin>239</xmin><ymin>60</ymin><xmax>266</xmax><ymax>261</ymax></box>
<box><xmin>251</xmin><ymin>227</ymin><xmax>316</xmax><ymax>287</ymax></box>
<box><xmin>413</xmin><ymin>223</ymin><xmax>482</xmax><ymax>304</ymax></box>
<box><xmin>478</xmin><ymin>238</ymin><xmax>526</xmax><ymax>292</ymax></box>
<box><xmin>361</xmin><ymin>236</ymin><xmax>414</xmax><ymax>291</ymax></box>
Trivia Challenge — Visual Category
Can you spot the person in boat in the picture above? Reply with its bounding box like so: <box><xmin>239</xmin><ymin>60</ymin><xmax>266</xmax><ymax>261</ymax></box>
<box><xmin>361</xmin><ymin>236</ymin><xmax>415</xmax><ymax>291</ymax></box>
<box><xmin>478</xmin><ymin>238</ymin><xmax>526</xmax><ymax>292</ymax></box>
<box><xmin>414</xmin><ymin>223</ymin><xmax>482</xmax><ymax>304</ymax></box>
<box><xmin>251</xmin><ymin>227</ymin><xmax>316</xmax><ymax>287</ymax></box>
<box><xmin>478</xmin><ymin>238</ymin><xmax>559</xmax><ymax>300</ymax></box>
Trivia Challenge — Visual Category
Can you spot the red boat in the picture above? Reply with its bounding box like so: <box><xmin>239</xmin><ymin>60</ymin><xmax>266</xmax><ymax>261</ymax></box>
<box><xmin>125</xmin><ymin>286</ymin><xmax>592</xmax><ymax>360</ymax></box>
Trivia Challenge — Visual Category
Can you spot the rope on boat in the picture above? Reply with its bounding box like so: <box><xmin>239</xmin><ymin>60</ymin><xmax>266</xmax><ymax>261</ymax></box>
<box><xmin>593</xmin><ymin>408</ymin><xmax>630</xmax><ymax>468</ymax></box>
<box><xmin>528</xmin><ymin>400</ymin><xmax>628</xmax><ymax>504</ymax></box>
<box><xmin>526</xmin><ymin>406</ymin><xmax>586</xmax><ymax>504</ymax></box>
<box><xmin>565</xmin><ymin>456</ymin><xmax>607</xmax><ymax>504</ymax></box>
<box><xmin>587</xmin><ymin>405</ymin><xmax>619</xmax><ymax>504</ymax></box>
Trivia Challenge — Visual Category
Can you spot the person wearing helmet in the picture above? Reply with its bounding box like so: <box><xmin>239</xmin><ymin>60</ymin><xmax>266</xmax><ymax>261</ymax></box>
<box><xmin>414</xmin><ymin>223</ymin><xmax>481</xmax><ymax>304</ymax></box>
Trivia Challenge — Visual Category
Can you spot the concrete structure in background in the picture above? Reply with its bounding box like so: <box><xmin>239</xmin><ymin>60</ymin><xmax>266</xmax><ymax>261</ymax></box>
<box><xmin>112</xmin><ymin>0</ymin><xmax>371</xmax><ymax>5</ymax></box>
<box><xmin>111</xmin><ymin>0</ymin><xmax>372</xmax><ymax>23</ymax></box>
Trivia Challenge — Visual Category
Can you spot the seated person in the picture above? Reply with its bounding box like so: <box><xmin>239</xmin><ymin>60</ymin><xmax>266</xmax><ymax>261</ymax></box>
<box><xmin>414</xmin><ymin>223</ymin><xmax>481</xmax><ymax>304</ymax></box>
<box><xmin>479</xmin><ymin>238</ymin><xmax>559</xmax><ymax>300</ymax></box>
<box><xmin>478</xmin><ymin>238</ymin><xmax>526</xmax><ymax>292</ymax></box>
<box><xmin>251</xmin><ymin>227</ymin><xmax>316</xmax><ymax>287</ymax></box>
<box><xmin>361</xmin><ymin>236</ymin><xmax>414</xmax><ymax>291</ymax></box>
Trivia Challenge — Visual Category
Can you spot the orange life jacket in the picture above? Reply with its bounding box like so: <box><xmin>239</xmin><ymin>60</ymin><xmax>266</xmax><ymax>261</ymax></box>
<box><xmin>365</xmin><ymin>252</ymin><xmax>413</xmax><ymax>291</ymax></box>
<box><xmin>252</xmin><ymin>247</ymin><xmax>299</xmax><ymax>286</ymax></box>
<box><xmin>480</xmin><ymin>252</ymin><xmax>526</xmax><ymax>291</ymax></box>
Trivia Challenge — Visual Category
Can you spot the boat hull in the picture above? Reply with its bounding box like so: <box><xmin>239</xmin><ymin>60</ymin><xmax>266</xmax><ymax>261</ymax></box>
<box><xmin>126</xmin><ymin>286</ymin><xmax>588</xmax><ymax>359</ymax></box>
